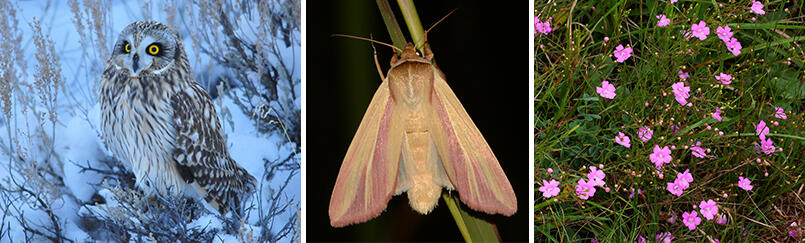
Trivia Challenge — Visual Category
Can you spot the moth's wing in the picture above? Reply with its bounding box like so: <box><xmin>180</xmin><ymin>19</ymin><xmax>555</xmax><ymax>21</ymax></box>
<box><xmin>428</xmin><ymin>71</ymin><xmax>517</xmax><ymax>216</ymax></box>
<box><xmin>329</xmin><ymin>81</ymin><xmax>405</xmax><ymax>227</ymax></box>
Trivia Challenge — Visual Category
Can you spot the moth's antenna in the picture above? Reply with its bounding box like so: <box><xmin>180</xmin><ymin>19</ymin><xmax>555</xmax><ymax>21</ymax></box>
<box><xmin>425</xmin><ymin>9</ymin><xmax>458</xmax><ymax>36</ymax></box>
<box><xmin>414</xmin><ymin>8</ymin><xmax>458</xmax><ymax>51</ymax></box>
<box><xmin>331</xmin><ymin>34</ymin><xmax>403</xmax><ymax>53</ymax></box>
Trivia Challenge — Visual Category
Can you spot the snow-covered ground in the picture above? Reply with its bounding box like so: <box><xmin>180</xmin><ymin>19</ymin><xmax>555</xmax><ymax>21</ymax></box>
<box><xmin>0</xmin><ymin>0</ymin><xmax>300</xmax><ymax>242</ymax></box>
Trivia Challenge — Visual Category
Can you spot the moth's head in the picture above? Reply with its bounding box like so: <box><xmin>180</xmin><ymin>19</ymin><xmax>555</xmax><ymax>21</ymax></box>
<box><xmin>391</xmin><ymin>43</ymin><xmax>433</xmax><ymax>67</ymax></box>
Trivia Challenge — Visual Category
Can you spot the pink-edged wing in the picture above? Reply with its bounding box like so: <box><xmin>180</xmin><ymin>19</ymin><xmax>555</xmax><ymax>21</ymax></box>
<box><xmin>428</xmin><ymin>71</ymin><xmax>517</xmax><ymax>216</ymax></box>
<box><xmin>329</xmin><ymin>81</ymin><xmax>405</xmax><ymax>227</ymax></box>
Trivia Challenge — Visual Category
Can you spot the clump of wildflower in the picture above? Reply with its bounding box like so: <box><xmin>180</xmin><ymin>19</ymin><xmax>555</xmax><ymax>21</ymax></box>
<box><xmin>699</xmin><ymin>199</ymin><xmax>719</xmax><ymax>220</ymax></box>
<box><xmin>789</xmin><ymin>222</ymin><xmax>800</xmax><ymax>238</ymax></box>
<box><xmin>539</xmin><ymin>179</ymin><xmax>561</xmax><ymax>198</ymax></box>
<box><xmin>682</xmin><ymin>211</ymin><xmax>702</xmax><ymax>230</ymax></box>
<box><xmin>726</xmin><ymin>37</ymin><xmax>742</xmax><ymax>56</ymax></box>
<box><xmin>671</xmin><ymin>82</ymin><xmax>691</xmax><ymax>105</ymax></box>
<box><xmin>576</xmin><ymin>178</ymin><xmax>597</xmax><ymax>200</ymax></box>
<box><xmin>715</xmin><ymin>72</ymin><xmax>732</xmax><ymax>85</ymax></box>
<box><xmin>651</xmin><ymin>145</ymin><xmax>672</xmax><ymax>169</ymax></box>
<box><xmin>757</xmin><ymin>120</ymin><xmax>770</xmax><ymax>139</ymax></box>
<box><xmin>690</xmin><ymin>141</ymin><xmax>707</xmax><ymax>158</ymax></box>
<box><xmin>689</xmin><ymin>21</ymin><xmax>710</xmax><ymax>40</ymax></box>
<box><xmin>615</xmin><ymin>132</ymin><xmax>631</xmax><ymax>148</ymax></box>
<box><xmin>774</xmin><ymin>107</ymin><xmax>787</xmax><ymax>119</ymax></box>
<box><xmin>638</xmin><ymin>126</ymin><xmax>653</xmax><ymax>142</ymax></box>
<box><xmin>596</xmin><ymin>80</ymin><xmax>616</xmax><ymax>99</ymax></box>
<box><xmin>667</xmin><ymin>180</ymin><xmax>684</xmax><ymax>196</ymax></box>
<box><xmin>535</xmin><ymin>17</ymin><xmax>552</xmax><ymax>35</ymax></box>
<box><xmin>716</xmin><ymin>26</ymin><xmax>733</xmax><ymax>42</ymax></box>
<box><xmin>677</xmin><ymin>169</ymin><xmax>694</xmax><ymax>188</ymax></box>
<box><xmin>751</xmin><ymin>1</ymin><xmax>765</xmax><ymax>15</ymax></box>
<box><xmin>588</xmin><ymin>166</ymin><xmax>606</xmax><ymax>187</ymax></box>
<box><xmin>738</xmin><ymin>176</ymin><xmax>754</xmax><ymax>191</ymax></box>
<box><xmin>715</xmin><ymin>214</ymin><xmax>728</xmax><ymax>224</ymax></box>
<box><xmin>613</xmin><ymin>44</ymin><xmax>633</xmax><ymax>63</ymax></box>
<box><xmin>678</xmin><ymin>70</ymin><xmax>689</xmax><ymax>79</ymax></box>
<box><xmin>656</xmin><ymin>232</ymin><xmax>674</xmax><ymax>243</ymax></box>
<box><xmin>656</xmin><ymin>15</ymin><xmax>670</xmax><ymax>27</ymax></box>
<box><xmin>712</xmin><ymin>107</ymin><xmax>723</xmax><ymax>121</ymax></box>
<box><xmin>760</xmin><ymin>137</ymin><xmax>776</xmax><ymax>155</ymax></box>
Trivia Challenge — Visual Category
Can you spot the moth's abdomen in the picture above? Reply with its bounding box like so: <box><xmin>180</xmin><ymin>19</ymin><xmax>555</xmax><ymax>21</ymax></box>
<box><xmin>401</xmin><ymin>131</ymin><xmax>443</xmax><ymax>214</ymax></box>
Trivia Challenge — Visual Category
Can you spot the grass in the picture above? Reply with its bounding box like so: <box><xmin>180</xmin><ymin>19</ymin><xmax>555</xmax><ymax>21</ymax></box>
<box><xmin>535</xmin><ymin>0</ymin><xmax>805</xmax><ymax>242</ymax></box>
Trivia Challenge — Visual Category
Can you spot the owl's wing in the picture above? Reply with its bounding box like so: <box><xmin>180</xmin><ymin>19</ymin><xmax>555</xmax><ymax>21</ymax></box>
<box><xmin>171</xmin><ymin>85</ymin><xmax>256</xmax><ymax>215</ymax></box>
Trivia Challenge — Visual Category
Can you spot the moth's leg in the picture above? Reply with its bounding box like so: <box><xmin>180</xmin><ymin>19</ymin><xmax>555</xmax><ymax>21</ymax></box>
<box><xmin>370</xmin><ymin>36</ymin><xmax>385</xmax><ymax>81</ymax></box>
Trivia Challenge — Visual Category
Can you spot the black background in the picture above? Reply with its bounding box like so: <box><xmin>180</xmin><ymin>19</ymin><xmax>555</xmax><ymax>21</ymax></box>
<box><xmin>306</xmin><ymin>1</ymin><xmax>528</xmax><ymax>241</ymax></box>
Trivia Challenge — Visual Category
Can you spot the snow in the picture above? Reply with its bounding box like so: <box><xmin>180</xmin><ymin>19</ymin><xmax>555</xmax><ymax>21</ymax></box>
<box><xmin>0</xmin><ymin>0</ymin><xmax>299</xmax><ymax>242</ymax></box>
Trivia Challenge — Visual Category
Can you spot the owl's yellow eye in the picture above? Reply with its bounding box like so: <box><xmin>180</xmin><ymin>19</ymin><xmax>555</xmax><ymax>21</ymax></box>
<box><xmin>147</xmin><ymin>44</ymin><xmax>159</xmax><ymax>55</ymax></box>
<box><xmin>124</xmin><ymin>42</ymin><xmax>131</xmax><ymax>53</ymax></box>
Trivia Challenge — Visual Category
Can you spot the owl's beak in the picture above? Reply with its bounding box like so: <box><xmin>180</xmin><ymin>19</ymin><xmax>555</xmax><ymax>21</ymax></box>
<box><xmin>132</xmin><ymin>53</ymin><xmax>140</xmax><ymax>74</ymax></box>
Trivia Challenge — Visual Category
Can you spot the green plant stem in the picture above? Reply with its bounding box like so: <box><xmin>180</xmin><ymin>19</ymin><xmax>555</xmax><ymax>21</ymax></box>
<box><xmin>397</xmin><ymin>0</ymin><xmax>426</xmax><ymax>49</ymax></box>
<box><xmin>376</xmin><ymin>0</ymin><xmax>406</xmax><ymax>51</ymax></box>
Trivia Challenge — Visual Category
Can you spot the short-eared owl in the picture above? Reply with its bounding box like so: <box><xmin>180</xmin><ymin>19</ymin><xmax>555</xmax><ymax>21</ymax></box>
<box><xmin>99</xmin><ymin>21</ymin><xmax>255</xmax><ymax>215</ymax></box>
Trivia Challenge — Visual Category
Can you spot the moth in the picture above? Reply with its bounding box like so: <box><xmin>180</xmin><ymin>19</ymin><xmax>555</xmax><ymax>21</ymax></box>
<box><xmin>328</xmin><ymin>42</ymin><xmax>517</xmax><ymax>227</ymax></box>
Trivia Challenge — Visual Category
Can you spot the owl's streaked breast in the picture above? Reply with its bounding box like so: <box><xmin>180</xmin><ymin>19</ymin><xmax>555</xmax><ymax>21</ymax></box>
<box><xmin>99</xmin><ymin>70</ymin><xmax>187</xmax><ymax>196</ymax></box>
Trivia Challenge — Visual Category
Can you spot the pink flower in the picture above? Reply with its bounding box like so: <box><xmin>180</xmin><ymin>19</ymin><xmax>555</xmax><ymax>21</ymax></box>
<box><xmin>603</xmin><ymin>37</ymin><xmax>609</xmax><ymax>42</ymax></box>
<box><xmin>588</xmin><ymin>166</ymin><xmax>606</xmax><ymax>187</ymax></box>
<box><xmin>667</xmin><ymin>181</ymin><xmax>684</xmax><ymax>196</ymax></box>
<box><xmin>539</xmin><ymin>179</ymin><xmax>561</xmax><ymax>198</ymax></box>
<box><xmin>789</xmin><ymin>222</ymin><xmax>799</xmax><ymax>238</ymax></box>
<box><xmin>712</xmin><ymin>108</ymin><xmax>723</xmax><ymax>121</ymax></box>
<box><xmin>615</xmin><ymin>132</ymin><xmax>631</xmax><ymax>148</ymax></box>
<box><xmin>650</xmin><ymin>145</ymin><xmax>673</xmax><ymax>169</ymax></box>
<box><xmin>535</xmin><ymin>17</ymin><xmax>552</xmax><ymax>35</ymax></box>
<box><xmin>716</xmin><ymin>26</ymin><xmax>733</xmax><ymax>42</ymax></box>
<box><xmin>637</xmin><ymin>235</ymin><xmax>646</xmax><ymax>243</ymax></box>
<box><xmin>678</xmin><ymin>169</ymin><xmax>694</xmax><ymax>188</ymax></box>
<box><xmin>774</xmin><ymin>107</ymin><xmax>788</xmax><ymax>119</ymax></box>
<box><xmin>597</xmin><ymin>81</ymin><xmax>617</xmax><ymax>99</ymax></box>
<box><xmin>751</xmin><ymin>1</ymin><xmax>765</xmax><ymax>15</ymax></box>
<box><xmin>715</xmin><ymin>214</ymin><xmax>728</xmax><ymax>224</ymax></box>
<box><xmin>576</xmin><ymin>178</ymin><xmax>597</xmax><ymax>200</ymax></box>
<box><xmin>689</xmin><ymin>21</ymin><xmax>710</xmax><ymax>40</ymax></box>
<box><xmin>738</xmin><ymin>176</ymin><xmax>754</xmax><ymax>191</ymax></box>
<box><xmin>715</xmin><ymin>72</ymin><xmax>732</xmax><ymax>85</ymax></box>
<box><xmin>678</xmin><ymin>70</ymin><xmax>690</xmax><ymax>79</ymax></box>
<box><xmin>699</xmin><ymin>199</ymin><xmax>719</xmax><ymax>220</ymax></box>
<box><xmin>682</xmin><ymin>210</ymin><xmax>702</xmax><ymax>230</ymax></box>
<box><xmin>670</xmin><ymin>0</ymin><xmax>678</xmax><ymax>3</ymax></box>
<box><xmin>761</xmin><ymin>137</ymin><xmax>775</xmax><ymax>155</ymax></box>
<box><xmin>756</xmin><ymin>120</ymin><xmax>770</xmax><ymax>140</ymax></box>
<box><xmin>638</xmin><ymin>126</ymin><xmax>653</xmax><ymax>142</ymax></box>
<box><xmin>690</xmin><ymin>142</ymin><xmax>707</xmax><ymax>158</ymax></box>
<box><xmin>613</xmin><ymin>44</ymin><xmax>633</xmax><ymax>63</ymax></box>
<box><xmin>671</xmin><ymin>82</ymin><xmax>690</xmax><ymax>105</ymax></box>
<box><xmin>656</xmin><ymin>15</ymin><xmax>671</xmax><ymax>27</ymax></box>
<box><xmin>726</xmin><ymin>37</ymin><xmax>742</xmax><ymax>56</ymax></box>
<box><xmin>547</xmin><ymin>168</ymin><xmax>554</xmax><ymax>173</ymax></box>
<box><xmin>656</xmin><ymin>232</ymin><xmax>675</xmax><ymax>243</ymax></box>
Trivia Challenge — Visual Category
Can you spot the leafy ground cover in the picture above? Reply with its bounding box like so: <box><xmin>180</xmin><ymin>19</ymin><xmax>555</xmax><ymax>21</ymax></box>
<box><xmin>535</xmin><ymin>0</ymin><xmax>804</xmax><ymax>241</ymax></box>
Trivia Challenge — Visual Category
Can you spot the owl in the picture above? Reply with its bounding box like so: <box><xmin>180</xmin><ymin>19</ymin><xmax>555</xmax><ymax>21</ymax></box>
<box><xmin>99</xmin><ymin>21</ymin><xmax>256</xmax><ymax>215</ymax></box>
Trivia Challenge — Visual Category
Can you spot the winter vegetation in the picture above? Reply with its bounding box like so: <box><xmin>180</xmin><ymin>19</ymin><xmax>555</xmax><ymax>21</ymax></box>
<box><xmin>0</xmin><ymin>0</ymin><xmax>300</xmax><ymax>242</ymax></box>
<box><xmin>536</xmin><ymin>0</ymin><xmax>803</xmax><ymax>242</ymax></box>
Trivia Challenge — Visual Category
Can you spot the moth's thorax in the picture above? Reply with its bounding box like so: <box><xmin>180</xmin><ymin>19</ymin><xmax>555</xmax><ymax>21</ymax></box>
<box><xmin>388</xmin><ymin>61</ymin><xmax>433</xmax><ymax>110</ymax></box>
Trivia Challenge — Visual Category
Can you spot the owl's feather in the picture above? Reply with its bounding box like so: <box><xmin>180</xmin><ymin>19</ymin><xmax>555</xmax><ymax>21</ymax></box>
<box><xmin>171</xmin><ymin>88</ymin><xmax>256</xmax><ymax>214</ymax></box>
